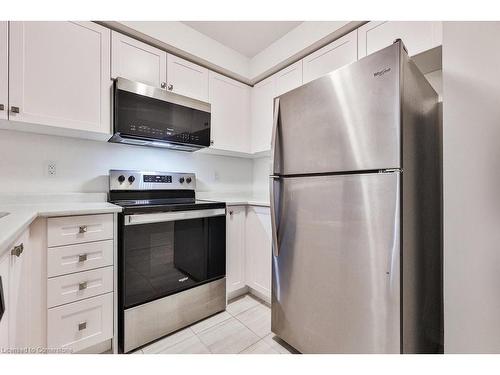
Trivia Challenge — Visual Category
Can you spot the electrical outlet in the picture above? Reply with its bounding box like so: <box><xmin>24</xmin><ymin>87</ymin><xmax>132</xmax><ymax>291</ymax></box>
<box><xmin>47</xmin><ymin>162</ymin><xmax>57</xmax><ymax>177</ymax></box>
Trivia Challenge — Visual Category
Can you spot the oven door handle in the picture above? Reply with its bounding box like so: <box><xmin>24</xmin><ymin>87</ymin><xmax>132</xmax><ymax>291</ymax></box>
<box><xmin>124</xmin><ymin>208</ymin><xmax>226</xmax><ymax>226</ymax></box>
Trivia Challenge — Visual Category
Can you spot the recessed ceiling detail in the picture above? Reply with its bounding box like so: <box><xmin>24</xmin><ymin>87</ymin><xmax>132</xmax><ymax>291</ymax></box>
<box><xmin>182</xmin><ymin>21</ymin><xmax>303</xmax><ymax>58</ymax></box>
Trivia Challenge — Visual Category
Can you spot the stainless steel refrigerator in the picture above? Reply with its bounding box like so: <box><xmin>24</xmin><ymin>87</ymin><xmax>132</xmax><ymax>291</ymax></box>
<box><xmin>269</xmin><ymin>40</ymin><xmax>442</xmax><ymax>354</ymax></box>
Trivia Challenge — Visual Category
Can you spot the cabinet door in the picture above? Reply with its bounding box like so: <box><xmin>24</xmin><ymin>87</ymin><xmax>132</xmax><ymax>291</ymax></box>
<box><xmin>9</xmin><ymin>21</ymin><xmax>111</xmax><ymax>134</ymax></box>
<box><xmin>251</xmin><ymin>76</ymin><xmax>275</xmax><ymax>153</ymax></box>
<box><xmin>274</xmin><ymin>60</ymin><xmax>303</xmax><ymax>97</ymax></box>
<box><xmin>209</xmin><ymin>71</ymin><xmax>251</xmax><ymax>153</ymax></box>
<box><xmin>111</xmin><ymin>31</ymin><xmax>166</xmax><ymax>88</ymax></box>
<box><xmin>0</xmin><ymin>22</ymin><xmax>7</xmax><ymax>121</ymax></box>
<box><xmin>245</xmin><ymin>206</ymin><xmax>272</xmax><ymax>301</ymax></box>
<box><xmin>358</xmin><ymin>21</ymin><xmax>442</xmax><ymax>58</ymax></box>
<box><xmin>0</xmin><ymin>253</ymin><xmax>9</xmax><ymax>349</ymax></box>
<box><xmin>226</xmin><ymin>206</ymin><xmax>246</xmax><ymax>294</ymax></box>
<box><xmin>302</xmin><ymin>30</ymin><xmax>358</xmax><ymax>84</ymax></box>
<box><xmin>8</xmin><ymin>230</ymin><xmax>30</xmax><ymax>348</ymax></box>
<box><xmin>167</xmin><ymin>54</ymin><xmax>209</xmax><ymax>102</ymax></box>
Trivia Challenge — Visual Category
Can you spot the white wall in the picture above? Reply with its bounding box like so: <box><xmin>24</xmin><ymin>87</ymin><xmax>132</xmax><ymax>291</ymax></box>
<box><xmin>443</xmin><ymin>22</ymin><xmax>500</xmax><ymax>353</ymax></box>
<box><xmin>252</xmin><ymin>156</ymin><xmax>271</xmax><ymax>201</ymax></box>
<box><xmin>0</xmin><ymin>130</ymin><xmax>253</xmax><ymax>194</ymax></box>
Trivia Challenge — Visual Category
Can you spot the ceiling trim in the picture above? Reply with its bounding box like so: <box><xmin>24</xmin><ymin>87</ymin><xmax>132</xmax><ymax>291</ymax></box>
<box><xmin>96</xmin><ymin>21</ymin><xmax>367</xmax><ymax>86</ymax></box>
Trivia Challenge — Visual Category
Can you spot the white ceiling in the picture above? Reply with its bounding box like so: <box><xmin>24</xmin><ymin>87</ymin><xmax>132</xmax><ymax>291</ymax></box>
<box><xmin>182</xmin><ymin>21</ymin><xmax>303</xmax><ymax>58</ymax></box>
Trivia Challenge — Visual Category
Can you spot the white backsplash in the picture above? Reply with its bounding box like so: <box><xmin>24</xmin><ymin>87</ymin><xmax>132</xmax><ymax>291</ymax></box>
<box><xmin>0</xmin><ymin>130</ymin><xmax>253</xmax><ymax>195</ymax></box>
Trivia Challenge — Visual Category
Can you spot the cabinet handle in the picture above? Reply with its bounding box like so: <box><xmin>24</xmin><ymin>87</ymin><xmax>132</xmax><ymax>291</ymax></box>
<box><xmin>78</xmin><ymin>225</ymin><xmax>88</xmax><ymax>234</ymax></box>
<box><xmin>210</xmin><ymin>140</ymin><xmax>214</xmax><ymax>146</ymax></box>
<box><xmin>167</xmin><ymin>84</ymin><xmax>173</xmax><ymax>91</ymax></box>
<box><xmin>160</xmin><ymin>82</ymin><xmax>166</xmax><ymax>89</ymax></box>
<box><xmin>78</xmin><ymin>253</ymin><xmax>88</xmax><ymax>262</ymax></box>
<box><xmin>0</xmin><ymin>104</ymin><xmax>4</xmax><ymax>111</ymax></box>
<box><xmin>78</xmin><ymin>321</ymin><xmax>87</xmax><ymax>331</ymax></box>
<box><xmin>11</xmin><ymin>243</ymin><xmax>24</xmax><ymax>257</ymax></box>
<box><xmin>229</xmin><ymin>210</ymin><xmax>234</xmax><ymax>216</ymax></box>
<box><xmin>10</xmin><ymin>106</ymin><xmax>20</xmax><ymax>114</ymax></box>
<box><xmin>78</xmin><ymin>281</ymin><xmax>87</xmax><ymax>291</ymax></box>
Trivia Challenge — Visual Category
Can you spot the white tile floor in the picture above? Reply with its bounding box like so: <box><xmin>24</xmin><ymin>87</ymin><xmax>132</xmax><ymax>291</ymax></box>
<box><xmin>134</xmin><ymin>294</ymin><xmax>296</xmax><ymax>354</ymax></box>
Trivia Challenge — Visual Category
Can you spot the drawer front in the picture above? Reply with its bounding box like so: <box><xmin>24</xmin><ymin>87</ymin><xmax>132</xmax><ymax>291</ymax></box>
<box><xmin>47</xmin><ymin>292</ymin><xmax>113</xmax><ymax>352</ymax></box>
<box><xmin>48</xmin><ymin>214</ymin><xmax>113</xmax><ymax>247</ymax></box>
<box><xmin>48</xmin><ymin>240</ymin><xmax>114</xmax><ymax>278</ymax></box>
<box><xmin>47</xmin><ymin>266</ymin><xmax>114</xmax><ymax>308</ymax></box>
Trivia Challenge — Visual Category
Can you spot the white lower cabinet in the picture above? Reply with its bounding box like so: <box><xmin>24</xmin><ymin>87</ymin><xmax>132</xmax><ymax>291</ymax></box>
<box><xmin>1</xmin><ymin>213</ymin><xmax>115</xmax><ymax>353</ymax></box>
<box><xmin>46</xmin><ymin>213</ymin><xmax>115</xmax><ymax>353</ymax></box>
<box><xmin>245</xmin><ymin>206</ymin><xmax>272</xmax><ymax>301</ymax></box>
<box><xmin>8</xmin><ymin>229</ymin><xmax>31</xmax><ymax>348</ymax></box>
<box><xmin>0</xmin><ymin>252</ymin><xmax>9</xmax><ymax>349</ymax></box>
<box><xmin>47</xmin><ymin>292</ymin><xmax>113</xmax><ymax>353</ymax></box>
<box><xmin>357</xmin><ymin>21</ymin><xmax>442</xmax><ymax>58</ymax></box>
<box><xmin>225</xmin><ymin>205</ymin><xmax>272</xmax><ymax>303</ymax></box>
<box><xmin>226</xmin><ymin>206</ymin><xmax>246</xmax><ymax>295</ymax></box>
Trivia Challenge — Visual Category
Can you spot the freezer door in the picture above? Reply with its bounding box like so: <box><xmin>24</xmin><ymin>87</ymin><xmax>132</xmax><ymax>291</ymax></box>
<box><xmin>271</xmin><ymin>172</ymin><xmax>400</xmax><ymax>353</ymax></box>
<box><xmin>273</xmin><ymin>43</ymin><xmax>401</xmax><ymax>175</ymax></box>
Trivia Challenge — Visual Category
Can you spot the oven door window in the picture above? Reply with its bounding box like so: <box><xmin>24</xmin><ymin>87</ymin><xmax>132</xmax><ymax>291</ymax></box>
<box><xmin>122</xmin><ymin>216</ymin><xmax>225</xmax><ymax>308</ymax></box>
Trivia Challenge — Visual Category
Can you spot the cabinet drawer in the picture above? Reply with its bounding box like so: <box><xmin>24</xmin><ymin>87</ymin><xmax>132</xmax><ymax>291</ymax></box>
<box><xmin>47</xmin><ymin>240</ymin><xmax>113</xmax><ymax>278</ymax></box>
<box><xmin>47</xmin><ymin>292</ymin><xmax>113</xmax><ymax>352</ymax></box>
<box><xmin>48</xmin><ymin>214</ymin><xmax>113</xmax><ymax>247</ymax></box>
<box><xmin>47</xmin><ymin>266</ymin><xmax>114</xmax><ymax>308</ymax></box>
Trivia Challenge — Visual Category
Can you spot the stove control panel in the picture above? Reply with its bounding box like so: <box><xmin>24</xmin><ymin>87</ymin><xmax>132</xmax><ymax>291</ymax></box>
<box><xmin>109</xmin><ymin>170</ymin><xmax>196</xmax><ymax>191</ymax></box>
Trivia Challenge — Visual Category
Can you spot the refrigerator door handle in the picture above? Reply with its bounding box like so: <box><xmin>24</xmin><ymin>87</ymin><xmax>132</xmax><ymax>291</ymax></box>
<box><xmin>270</xmin><ymin>175</ymin><xmax>280</xmax><ymax>257</ymax></box>
<box><xmin>271</xmin><ymin>98</ymin><xmax>280</xmax><ymax>175</ymax></box>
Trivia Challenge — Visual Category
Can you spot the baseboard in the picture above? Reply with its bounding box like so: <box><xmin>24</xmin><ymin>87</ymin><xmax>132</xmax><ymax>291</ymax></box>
<box><xmin>247</xmin><ymin>287</ymin><xmax>271</xmax><ymax>306</ymax></box>
<box><xmin>227</xmin><ymin>286</ymin><xmax>248</xmax><ymax>301</ymax></box>
<box><xmin>76</xmin><ymin>339</ymin><xmax>112</xmax><ymax>354</ymax></box>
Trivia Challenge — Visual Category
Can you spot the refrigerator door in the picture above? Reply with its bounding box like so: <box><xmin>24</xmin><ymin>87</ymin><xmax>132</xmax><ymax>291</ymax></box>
<box><xmin>271</xmin><ymin>172</ymin><xmax>401</xmax><ymax>353</ymax></box>
<box><xmin>273</xmin><ymin>43</ymin><xmax>401</xmax><ymax>176</ymax></box>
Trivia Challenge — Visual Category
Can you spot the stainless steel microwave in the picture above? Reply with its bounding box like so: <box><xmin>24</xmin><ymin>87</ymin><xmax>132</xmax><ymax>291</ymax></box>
<box><xmin>109</xmin><ymin>77</ymin><xmax>211</xmax><ymax>151</ymax></box>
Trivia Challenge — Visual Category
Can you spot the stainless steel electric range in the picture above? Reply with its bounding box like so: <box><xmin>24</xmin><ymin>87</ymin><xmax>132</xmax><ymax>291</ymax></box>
<box><xmin>109</xmin><ymin>170</ymin><xmax>227</xmax><ymax>353</ymax></box>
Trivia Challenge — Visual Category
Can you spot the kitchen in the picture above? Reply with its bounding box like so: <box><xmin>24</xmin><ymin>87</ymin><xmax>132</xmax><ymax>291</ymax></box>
<box><xmin>1</xmin><ymin>0</ymin><xmax>500</xmax><ymax>372</ymax></box>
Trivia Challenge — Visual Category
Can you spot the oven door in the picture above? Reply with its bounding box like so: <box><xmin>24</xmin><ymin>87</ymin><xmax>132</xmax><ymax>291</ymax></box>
<box><xmin>121</xmin><ymin>208</ymin><xmax>226</xmax><ymax>309</ymax></box>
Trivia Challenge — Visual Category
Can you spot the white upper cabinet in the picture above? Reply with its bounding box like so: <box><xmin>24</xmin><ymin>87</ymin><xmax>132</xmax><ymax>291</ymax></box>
<box><xmin>274</xmin><ymin>60</ymin><xmax>303</xmax><ymax>97</ymax></box>
<box><xmin>226</xmin><ymin>206</ymin><xmax>247</xmax><ymax>295</ymax></box>
<box><xmin>251</xmin><ymin>75</ymin><xmax>275</xmax><ymax>153</ymax></box>
<box><xmin>0</xmin><ymin>22</ymin><xmax>7</xmax><ymax>121</ymax></box>
<box><xmin>358</xmin><ymin>21</ymin><xmax>443</xmax><ymax>58</ymax></box>
<box><xmin>302</xmin><ymin>30</ymin><xmax>358</xmax><ymax>84</ymax></box>
<box><xmin>111</xmin><ymin>31</ymin><xmax>166</xmax><ymax>88</ymax></box>
<box><xmin>8</xmin><ymin>22</ymin><xmax>112</xmax><ymax>134</ymax></box>
<box><xmin>167</xmin><ymin>54</ymin><xmax>209</xmax><ymax>102</ymax></box>
<box><xmin>209</xmin><ymin>71</ymin><xmax>251</xmax><ymax>153</ymax></box>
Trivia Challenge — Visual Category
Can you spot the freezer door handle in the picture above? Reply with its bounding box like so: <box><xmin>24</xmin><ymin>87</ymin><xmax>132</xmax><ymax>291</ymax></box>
<box><xmin>271</xmin><ymin>98</ymin><xmax>280</xmax><ymax>175</ymax></box>
<box><xmin>270</xmin><ymin>175</ymin><xmax>280</xmax><ymax>257</ymax></box>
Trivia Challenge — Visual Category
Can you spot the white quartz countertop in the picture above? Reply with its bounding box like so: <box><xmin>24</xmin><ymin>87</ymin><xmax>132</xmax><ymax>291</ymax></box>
<box><xmin>196</xmin><ymin>193</ymin><xmax>270</xmax><ymax>207</ymax></box>
<box><xmin>0</xmin><ymin>196</ymin><xmax>122</xmax><ymax>258</ymax></box>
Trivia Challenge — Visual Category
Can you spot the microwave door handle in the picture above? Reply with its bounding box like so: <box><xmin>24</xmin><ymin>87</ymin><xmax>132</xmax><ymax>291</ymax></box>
<box><xmin>125</xmin><ymin>208</ymin><xmax>226</xmax><ymax>226</ymax></box>
<box><xmin>270</xmin><ymin>176</ymin><xmax>281</xmax><ymax>257</ymax></box>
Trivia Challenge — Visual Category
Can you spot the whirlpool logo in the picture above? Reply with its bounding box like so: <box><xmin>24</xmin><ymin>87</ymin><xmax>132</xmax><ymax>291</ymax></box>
<box><xmin>374</xmin><ymin>67</ymin><xmax>391</xmax><ymax>77</ymax></box>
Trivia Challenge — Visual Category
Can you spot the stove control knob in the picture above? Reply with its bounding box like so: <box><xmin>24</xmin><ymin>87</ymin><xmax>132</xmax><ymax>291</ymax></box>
<box><xmin>128</xmin><ymin>176</ymin><xmax>136</xmax><ymax>184</ymax></box>
<box><xmin>118</xmin><ymin>175</ymin><xmax>125</xmax><ymax>183</ymax></box>
<box><xmin>186</xmin><ymin>177</ymin><xmax>192</xmax><ymax>184</ymax></box>
<box><xmin>179</xmin><ymin>177</ymin><xmax>185</xmax><ymax>184</ymax></box>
